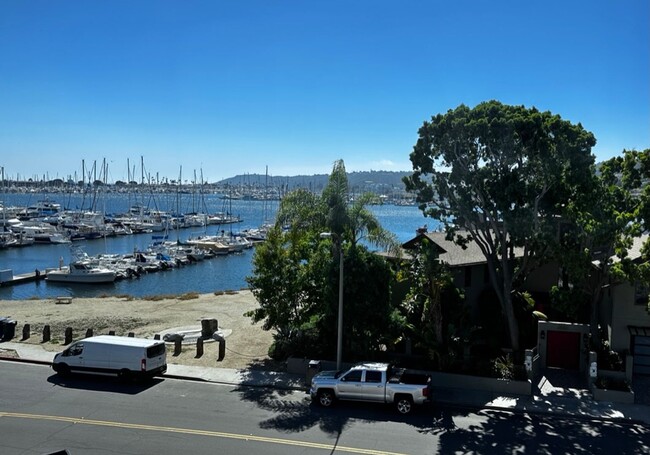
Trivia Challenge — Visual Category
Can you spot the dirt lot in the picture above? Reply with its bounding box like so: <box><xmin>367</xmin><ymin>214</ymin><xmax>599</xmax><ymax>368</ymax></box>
<box><xmin>0</xmin><ymin>290</ymin><xmax>277</xmax><ymax>370</ymax></box>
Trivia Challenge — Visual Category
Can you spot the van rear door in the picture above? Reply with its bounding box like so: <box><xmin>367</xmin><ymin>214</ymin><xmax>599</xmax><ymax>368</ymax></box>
<box><xmin>143</xmin><ymin>343</ymin><xmax>166</xmax><ymax>372</ymax></box>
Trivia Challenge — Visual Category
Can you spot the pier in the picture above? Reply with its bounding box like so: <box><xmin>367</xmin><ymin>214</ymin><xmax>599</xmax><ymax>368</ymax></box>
<box><xmin>0</xmin><ymin>269</ymin><xmax>46</xmax><ymax>287</ymax></box>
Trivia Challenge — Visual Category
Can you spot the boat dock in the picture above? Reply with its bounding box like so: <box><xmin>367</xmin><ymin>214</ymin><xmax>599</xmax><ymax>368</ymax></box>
<box><xmin>0</xmin><ymin>269</ymin><xmax>46</xmax><ymax>287</ymax></box>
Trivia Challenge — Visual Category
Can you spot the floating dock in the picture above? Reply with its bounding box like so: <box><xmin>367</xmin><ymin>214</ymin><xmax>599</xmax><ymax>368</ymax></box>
<box><xmin>0</xmin><ymin>269</ymin><xmax>46</xmax><ymax>287</ymax></box>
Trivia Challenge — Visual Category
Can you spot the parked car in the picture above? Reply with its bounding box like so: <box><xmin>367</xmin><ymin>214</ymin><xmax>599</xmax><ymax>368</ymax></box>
<box><xmin>309</xmin><ymin>362</ymin><xmax>431</xmax><ymax>414</ymax></box>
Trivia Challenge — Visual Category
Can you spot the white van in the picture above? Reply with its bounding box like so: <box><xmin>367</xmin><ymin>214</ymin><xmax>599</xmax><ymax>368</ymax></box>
<box><xmin>52</xmin><ymin>335</ymin><xmax>167</xmax><ymax>380</ymax></box>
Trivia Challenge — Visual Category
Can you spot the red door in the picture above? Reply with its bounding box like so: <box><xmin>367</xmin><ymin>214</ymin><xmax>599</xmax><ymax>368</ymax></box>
<box><xmin>546</xmin><ymin>331</ymin><xmax>580</xmax><ymax>369</ymax></box>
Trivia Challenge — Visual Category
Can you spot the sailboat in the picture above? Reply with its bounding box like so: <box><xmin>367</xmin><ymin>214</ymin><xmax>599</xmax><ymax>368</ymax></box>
<box><xmin>243</xmin><ymin>166</ymin><xmax>273</xmax><ymax>243</ymax></box>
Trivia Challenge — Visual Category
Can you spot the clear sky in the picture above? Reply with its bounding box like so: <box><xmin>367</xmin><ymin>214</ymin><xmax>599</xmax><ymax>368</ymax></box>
<box><xmin>0</xmin><ymin>1</ymin><xmax>648</xmax><ymax>183</ymax></box>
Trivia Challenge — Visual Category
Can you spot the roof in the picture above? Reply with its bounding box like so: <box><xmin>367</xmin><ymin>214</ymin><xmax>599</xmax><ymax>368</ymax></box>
<box><xmin>399</xmin><ymin>231</ymin><xmax>489</xmax><ymax>267</ymax></box>
<box><xmin>81</xmin><ymin>335</ymin><xmax>163</xmax><ymax>347</ymax></box>
<box><xmin>595</xmin><ymin>234</ymin><xmax>649</xmax><ymax>266</ymax></box>
<box><xmin>620</xmin><ymin>235</ymin><xmax>648</xmax><ymax>263</ymax></box>
<box><xmin>399</xmin><ymin>229</ymin><xmax>530</xmax><ymax>268</ymax></box>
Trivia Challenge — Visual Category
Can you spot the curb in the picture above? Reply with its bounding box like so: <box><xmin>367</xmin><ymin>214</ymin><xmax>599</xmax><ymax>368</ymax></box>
<box><xmin>0</xmin><ymin>355</ymin><xmax>51</xmax><ymax>367</ymax></box>
<box><xmin>0</xmin><ymin>355</ymin><xmax>307</xmax><ymax>392</ymax></box>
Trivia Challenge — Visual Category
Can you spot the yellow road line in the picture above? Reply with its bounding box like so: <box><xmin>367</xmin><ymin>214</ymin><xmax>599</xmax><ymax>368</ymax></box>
<box><xmin>0</xmin><ymin>411</ymin><xmax>407</xmax><ymax>455</ymax></box>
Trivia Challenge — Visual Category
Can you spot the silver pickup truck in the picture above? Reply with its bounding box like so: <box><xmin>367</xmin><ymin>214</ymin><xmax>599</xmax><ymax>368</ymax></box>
<box><xmin>309</xmin><ymin>362</ymin><xmax>431</xmax><ymax>414</ymax></box>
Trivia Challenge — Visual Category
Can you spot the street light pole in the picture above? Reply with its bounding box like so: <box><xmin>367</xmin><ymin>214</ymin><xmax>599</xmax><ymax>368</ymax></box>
<box><xmin>321</xmin><ymin>232</ymin><xmax>344</xmax><ymax>370</ymax></box>
<box><xmin>336</xmin><ymin>238</ymin><xmax>343</xmax><ymax>371</ymax></box>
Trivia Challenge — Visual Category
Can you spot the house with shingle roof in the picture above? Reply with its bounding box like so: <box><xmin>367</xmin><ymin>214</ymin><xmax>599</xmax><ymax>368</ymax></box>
<box><xmin>400</xmin><ymin>230</ymin><xmax>558</xmax><ymax>322</ymax></box>
<box><xmin>396</xmin><ymin>229</ymin><xmax>650</xmax><ymax>375</ymax></box>
<box><xmin>402</xmin><ymin>229</ymin><xmax>650</xmax><ymax>375</ymax></box>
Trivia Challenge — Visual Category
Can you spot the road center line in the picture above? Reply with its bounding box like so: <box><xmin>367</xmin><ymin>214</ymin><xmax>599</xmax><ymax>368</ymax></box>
<box><xmin>0</xmin><ymin>411</ymin><xmax>407</xmax><ymax>455</ymax></box>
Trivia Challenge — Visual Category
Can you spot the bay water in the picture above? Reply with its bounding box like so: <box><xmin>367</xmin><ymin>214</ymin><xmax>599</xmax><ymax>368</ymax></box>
<box><xmin>0</xmin><ymin>192</ymin><xmax>432</xmax><ymax>300</ymax></box>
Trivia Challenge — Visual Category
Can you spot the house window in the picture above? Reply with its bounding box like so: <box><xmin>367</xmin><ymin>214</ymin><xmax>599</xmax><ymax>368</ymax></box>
<box><xmin>635</xmin><ymin>282</ymin><xmax>649</xmax><ymax>306</ymax></box>
<box><xmin>464</xmin><ymin>267</ymin><xmax>472</xmax><ymax>287</ymax></box>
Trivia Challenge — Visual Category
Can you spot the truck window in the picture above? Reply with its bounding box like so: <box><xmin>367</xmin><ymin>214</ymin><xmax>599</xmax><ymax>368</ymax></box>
<box><xmin>365</xmin><ymin>370</ymin><xmax>382</xmax><ymax>383</ymax></box>
<box><xmin>341</xmin><ymin>370</ymin><xmax>362</xmax><ymax>382</ymax></box>
<box><xmin>146</xmin><ymin>344</ymin><xmax>165</xmax><ymax>358</ymax></box>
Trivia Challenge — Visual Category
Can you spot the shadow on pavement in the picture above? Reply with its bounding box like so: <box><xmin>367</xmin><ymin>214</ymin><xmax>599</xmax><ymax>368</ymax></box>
<box><xmin>233</xmin><ymin>361</ymin><xmax>650</xmax><ymax>454</ymax></box>
<box><xmin>434</xmin><ymin>408</ymin><xmax>650</xmax><ymax>454</ymax></box>
<box><xmin>47</xmin><ymin>373</ymin><xmax>163</xmax><ymax>395</ymax></box>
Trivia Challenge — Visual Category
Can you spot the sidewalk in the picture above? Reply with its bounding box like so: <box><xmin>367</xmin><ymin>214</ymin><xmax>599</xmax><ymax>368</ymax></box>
<box><xmin>1</xmin><ymin>341</ymin><xmax>649</xmax><ymax>425</ymax></box>
<box><xmin>433</xmin><ymin>383</ymin><xmax>650</xmax><ymax>425</ymax></box>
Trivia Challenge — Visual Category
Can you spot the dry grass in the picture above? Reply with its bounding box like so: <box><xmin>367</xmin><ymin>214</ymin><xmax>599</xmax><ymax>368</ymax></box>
<box><xmin>0</xmin><ymin>290</ymin><xmax>275</xmax><ymax>370</ymax></box>
<box><xmin>178</xmin><ymin>292</ymin><xmax>200</xmax><ymax>300</ymax></box>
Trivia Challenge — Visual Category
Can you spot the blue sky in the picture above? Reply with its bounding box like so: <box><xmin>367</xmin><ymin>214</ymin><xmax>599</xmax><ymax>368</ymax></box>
<box><xmin>0</xmin><ymin>1</ymin><xmax>648</xmax><ymax>183</ymax></box>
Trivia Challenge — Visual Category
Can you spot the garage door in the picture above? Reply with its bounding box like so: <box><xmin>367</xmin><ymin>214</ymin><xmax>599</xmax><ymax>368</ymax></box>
<box><xmin>546</xmin><ymin>330</ymin><xmax>580</xmax><ymax>370</ymax></box>
<box><xmin>633</xmin><ymin>335</ymin><xmax>650</xmax><ymax>376</ymax></box>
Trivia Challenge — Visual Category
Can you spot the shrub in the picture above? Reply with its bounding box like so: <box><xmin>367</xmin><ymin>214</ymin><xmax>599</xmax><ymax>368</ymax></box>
<box><xmin>492</xmin><ymin>354</ymin><xmax>514</xmax><ymax>380</ymax></box>
<box><xmin>595</xmin><ymin>377</ymin><xmax>631</xmax><ymax>392</ymax></box>
<box><xmin>178</xmin><ymin>292</ymin><xmax>199</xmax><ymax>300</ymax></box>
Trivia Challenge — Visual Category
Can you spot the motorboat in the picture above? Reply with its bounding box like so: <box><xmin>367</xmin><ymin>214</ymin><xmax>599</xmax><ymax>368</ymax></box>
<box><xmin>46</xmin><ymin>261</ymin><xmax>117</xmax><ymax>284</ymax></box>
<box><xmin>185</xmin><ymin>236</ymin><xmax>231</xmax><ymax>255</ymax></box>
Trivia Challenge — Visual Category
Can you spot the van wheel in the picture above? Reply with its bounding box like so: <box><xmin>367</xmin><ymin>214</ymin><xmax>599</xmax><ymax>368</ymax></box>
<box><xmin>317</xmin><ymin>390</ymin><xmax>335</xmax><ymax>407</ymax></box>
<box><xmin>55</xmin><ymin>364</ymin><xmax>70</xmax><ymax>377</ymax></box>
<box><xmin>118</xmin><ymin>369</ymin><xmax>132</xmax><ymax>381</ymax></box>
<box><xmin>395</xmin><ymin>396</ymin><xmax>413</xmax><ymax>415</ymax></box>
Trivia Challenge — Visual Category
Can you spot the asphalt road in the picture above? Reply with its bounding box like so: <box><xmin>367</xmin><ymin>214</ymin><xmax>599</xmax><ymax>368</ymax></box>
<box><xmin>0</xmin><ymin>361</ymin><xmax>648</xmax><ymax>454</ymax></box>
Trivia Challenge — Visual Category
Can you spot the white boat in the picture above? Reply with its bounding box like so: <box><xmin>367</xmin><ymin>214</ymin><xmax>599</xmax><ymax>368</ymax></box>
<box><xmin>185</xmin><ymin>236</ymin><xmax>231</xmax><ymax>255</ymax></box>
<box><xmin>33</xmin><ymin>232</ymin><xmax>71</xmax><ymax>244</ymax></box>
<box><xmin>46</xmin><ymin>261</ymin><xmax>117</xmax><ymax>284</ymax></box>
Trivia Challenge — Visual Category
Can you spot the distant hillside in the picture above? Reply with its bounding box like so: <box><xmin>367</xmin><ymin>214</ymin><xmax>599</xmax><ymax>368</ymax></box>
<box><xmin>217</xmin><ymin>170</ymin><xmax>412</xmax><ymax>193</ymax></box>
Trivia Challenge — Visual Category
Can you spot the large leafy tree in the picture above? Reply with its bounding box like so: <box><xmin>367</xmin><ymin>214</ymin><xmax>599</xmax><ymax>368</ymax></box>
<box><xmin>595</xmin><ymin>150</ymin><xmax>650</xmax><ymax>304</ymax></box>
<box><xmin>247</xmin><ymin>160</ymin><xmax>401</xmax><ymax>360</ymax></box>
<box><xmin>551</xmin><ymin>149</ymin><xmax>650</xmax><ymax>339</ymax></box>
<box><xmin>404</xmin><ymin>101</ymin><xmax>596</xmax><ymax>351</ymax></box>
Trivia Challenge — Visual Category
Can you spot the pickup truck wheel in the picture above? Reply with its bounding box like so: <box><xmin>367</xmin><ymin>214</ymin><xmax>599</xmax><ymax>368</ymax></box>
<box><xmin>395</xmin><ymin>396</ymin><xmax>413</xmax><ymax>415</ymax></box>
<box><xmin>317</xmin><ymin>390</ymin><xmax>335</xmax><ymax>407</ymax></box>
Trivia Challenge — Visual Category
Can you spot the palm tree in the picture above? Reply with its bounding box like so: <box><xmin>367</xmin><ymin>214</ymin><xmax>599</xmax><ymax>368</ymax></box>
<box><xmin>247</xmin><ymin>159</ymin><xmax>402</xmax><ymax>360</ymax></box>
<box><xmin>321</xmin><ymin>159</ymin><xmax>399</xmax><ymax>253</ymax></box>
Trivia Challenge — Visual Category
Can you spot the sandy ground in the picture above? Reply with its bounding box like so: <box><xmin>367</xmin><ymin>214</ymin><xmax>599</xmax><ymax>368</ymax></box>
<box><xmin>0</xmin><ymin>290</ymin><xmax>278</xmax><ymax>371</ymax></box>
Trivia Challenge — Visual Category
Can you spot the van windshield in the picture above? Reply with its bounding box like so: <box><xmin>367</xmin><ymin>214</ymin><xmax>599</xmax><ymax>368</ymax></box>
<box><xmin>146</xmin><ymin>344</ymin><xmax>165</xmax><ymax>358</ymax></box>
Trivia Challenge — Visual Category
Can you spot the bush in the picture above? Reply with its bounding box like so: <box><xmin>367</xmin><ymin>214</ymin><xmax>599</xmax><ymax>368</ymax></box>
<box><xmin>598</xmin><ymin>349</ymin><xmax>624</xmax><ymax>371</ymax></box>
<box><xmin>492</xmin><ymin>354</ymin><xmax>514</xmax><ymax>380</ymax></box>
<box><xmin>595</xmin><ymin>377</ymin><xmax>631</xmax><ymax>392</ymax></box>
<box><xmin>268</xmin><ymin>328</ymin><xmax>323</xmax><ymax>361</ymax></box>
<box><xmin>178</xmin><ymin>292</ymin><xmax>199</xmax><ymax>301</ymax></box>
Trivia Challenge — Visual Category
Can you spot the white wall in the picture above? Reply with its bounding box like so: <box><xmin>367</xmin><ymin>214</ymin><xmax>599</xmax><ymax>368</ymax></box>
<box><xmin>610</xmin><ymin>282</ymin><xmax>650</xmax><ymax>352</ymax></box>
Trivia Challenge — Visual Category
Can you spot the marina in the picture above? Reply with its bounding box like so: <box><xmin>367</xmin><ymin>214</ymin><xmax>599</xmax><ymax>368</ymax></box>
<box><xmin>0</xmin><ymin>191</ymin><xmax>429</xmax><ymax>300</ymax></box>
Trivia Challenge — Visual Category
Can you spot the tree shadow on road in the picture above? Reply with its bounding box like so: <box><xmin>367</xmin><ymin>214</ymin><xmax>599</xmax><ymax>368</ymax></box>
<box><xmin>233</xmin><ymin>364</ymin><xmax>650</xmax><ymax>454</ymax></box>
<box><xmin>431</xmin><ymin>408</ymin><xmax>650</xmax><ymax>454</ymax></box>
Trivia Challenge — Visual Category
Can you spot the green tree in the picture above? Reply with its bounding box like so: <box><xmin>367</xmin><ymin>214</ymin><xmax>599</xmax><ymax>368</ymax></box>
<box><xmin>404</xmin><ymin>101</ymin><xmax>596</xmax><ymax>351</ymax></box>
<box><xmin>595</xmin><ymin>150</ymin><xmax>650</xmax><ymax>311</ymax></box>
<box><xmin>551</xmin><ymin>149</ymin><xmax>650</xmax><ymax>340</ymax></box>
<box><xmin>246</xmin><ymin>160</ymin><xmax>401</xmax><ymax>360</ymax></box>
<box><xmin>399</xmin><ymin>237</ymin><xmax>466</xmax><ymax>369</ymax></box>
